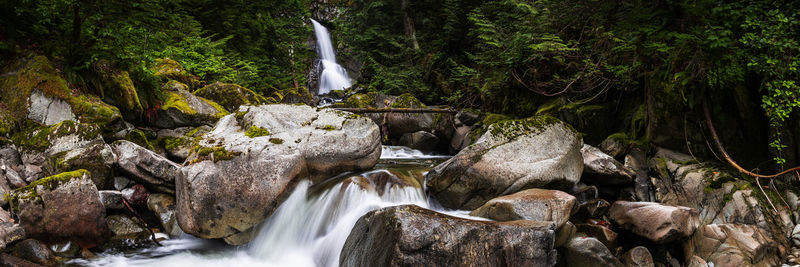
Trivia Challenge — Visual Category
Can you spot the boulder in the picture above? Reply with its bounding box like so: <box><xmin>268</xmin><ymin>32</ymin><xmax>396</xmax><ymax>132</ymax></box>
<box><xmin>397</xmin><ymin>131</ymin><xmax>439</xmax><ymax>153</ymax></box>
<box><xmin>575</xmin><ymin>223</ymin><xmax>618</xmax><ymax>251</ymax></box>
<box><xmin>340</xmin><ymin>205</ymin><xmax>557</xmax><ymax>267</ymax></box>
<box><xmin>580</xmin><ymin>144</ymin><xmax>635</xmax><ymax>185</ymax></box>
<box><xmin>683</xmin><ymin>224</ymin><xmax>781</xmax><ymax>267</ymax></box>
<box><xmin>91</xmin><ymin>60</ymin><xmax>143</xmax><ymax>121</ymax></box>
<box><xmin>385</xmin><ymin>93</ymin><xmax>435</xmax><ymax>137</ymax></box>
<box><xmin>0</xmin><ymin>253</ymin><xmax>42</xmax><ymax>267</ymax></box>
<box><xmin>449</xmin><ymin>125</ymin><xmax>473</xmax><ymax>153</ymax></box>
<box><xmin>12</xmin><ymin>239</ymin><xmax>56</xmax><ymax>266</ymax></box>
<box><xmin>177</xmin><ymin>104</ymin><xmax>380</xmax><ymax>243</ymax></box>
<box><xmin>599</xmin><ymin>133</ymin><xmax>629</xmax><ymax>159</ymax></box>
<box><xmin>562</xmin><ymin>236</ymin><xmax>623</xmax><ymax>267</ymax></box>
<box><xmin>194</xmin><ymin>82</ymin><xmax>268</xmax><ymax>112</ymax></box>
<box><xmin>150</xmin><ymin>81</ymin><xmax>228</xmax><ymax>128</ymax></box>
<box><xmin>155</xmin><ymin>126</ymin><xmax>210</xmax><ymax>161</ymax></box>
<box><xmin>621</xmin><ymin>246</ymin><xmax>654</xmax><ymax>267</ymax></box>
<box><xmin>111</xmin><ymin>140</ymin><xmax>182</xmax><ymax>194</ymax></box>
<box><xmin>470</xmin><ymin>188</ymin><xmax>575</xmax><ymax>229</ymax></box>
<box><xmin>147</xmin><ymin>193</ymin><xmax>181</xmax><ymax>237</ymax></box>
<box><xmin>106</xmin><ymin>215</ymin><xmax>146</xmax><ymax>237</ymax></box>
<box><xmin>152</xmin><ymin>58</ymin><xmax>201</xmax><ymax>88</ymax></box>
<box><xmin>12</xmin><ymin>121</ymin><xmax>115</xmax><ymax>189</ymax></box>
<box><xmin>609</xmin><ymin>201</ymin><xmax>698</xmax><ymax>244</ymax></box>
<box><xmin>0</xmin><ymin>222</ymin><xmax>25</xmax><ymax>251</ymax></box>
<box><xmin>8</xmin><ymin>170</ymin><xmax>110</xmax><ymax>247</ymax></box>
<box><xmin>555</xmin><ymin>221</ymin><xmax>576</xmax><ymax>247</ymax></box>
<box><xmin>426</xmin><ymin>115</ymin><xmax>583</xmax><ymax>210</ymax></box>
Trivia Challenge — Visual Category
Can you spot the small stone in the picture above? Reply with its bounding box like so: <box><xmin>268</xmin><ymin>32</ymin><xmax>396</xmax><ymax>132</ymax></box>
<box><xmin>621</xmin><ymin>246</ymin><xmax>654</xmax><ymax>267</ymax></box>
<box><xmin>99</xmin><ymin>190</ymin><xmax>125</xmax><ymax>210</ymax></box>
<box><xmin>113</xmin><ymin>176</ymin><xmax>131</xmax><ymax>190</ymax></box>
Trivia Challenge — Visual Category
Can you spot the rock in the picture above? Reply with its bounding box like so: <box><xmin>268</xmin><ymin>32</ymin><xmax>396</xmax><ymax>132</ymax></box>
<box><xmin>449</xmin><ymin>125</ymin><xmax>472</xmax><ymax>153</ymax></box>
<box><xmin>5</xmin><ymin>167</ymin><xmax>27</xmax><ymax>189</ymax></box>
<box><xmin>624</xmin><ymin>148</ymin><xmax>654</xmax><ymax>202</ymax></box>
<box><xmin>555</xmin><ymin>222</ymin><xmax>576</xmax><ymax>247</ymax></box>
<box><xmin>456</xmin><ymin>110</ymin><xmax>481</xmax><ymax>126</ymax></box>
<box><xmin>106</xmin><ymin>215</ymin><xmax>146</xmax><ymax>237</ymax></box>
<box><xmin>113</xmin><ymin>177</ymin><xmax>131</xmax><ymax>191</ymax></box>
<box><xmin>581</xmin><ymin>144</ymin><xmax>635</xmax><ymax>185</ymax></box>
<box><xmin>49</xmin><ymin>241</ymin><xmax>80</xmax><ymax>258</ymax></box>
<box><xmin>609</xmin><ymin>201</ymin><xmax>698</xmax><ymax>244</ymax></box>
<box><xmin>9</xmin><ymin>170</ymin><xmax>110</xmax><ymax>247</ymax></box>
<box><xmin>12</xmin><ymin>239</ymin><xmax>56</xmax><ymax>266</ymax></box>
<box><xmin>575</xmin><ymin>224</ymin><xmax>618</xmax><ymax>251</ymax></box>
<box><xmin>91</xmin><ymin>60</ymin><xmax>143</xmax><ymax>121</ymax></box>
<box><xmin>98</xmin><ymin>190</ymin><xmax>124</xmax><ymax>209</ymax></box>
<box><xmin>147</xmin><ymin>194</ymin><xmax>181</xmax><ymax>237</ymax></box>
<box><xmin>562</xmin><ymin>236</ymin><xmax>623</xmax><ymax>267</ymax></box>
<box><xmin>0</xmin><ymin>52</ymin><xmax>122</xmax><ymax>129</ymax></box>
<box><xmin>0</xmin><ymin>223</ymin><xmax>25</xmax><ymax>250</ymax></box>
<box><xmin>150</xmin><ymin>81</ymin><xmax>228</xmax><ymax>128</ymax></box>
<box><xmin>13</xmin><ymin>121</ymin><xmax>115</xmax><ymax>189</ymax></box>
<box><xmin>397</xmin><ymin>131</ymin><xmax>439</xmax><ymax>153</ymax></box>
<box><xmin>687</xmin><ymin>256</ymin><xmax>708</xmax><ymax>267</ymax></box>
<box><xmin>178</xmin><ymin>104</ymin><xmax>380</xmax><ymax>243</ymax></box>
<box><xmin>340</xmin><ymin>205</ymin><xmax>557</xmax><ymax>267</ymax></box>
<box><xmin>0</xmin><ymin>253</ymin><xmax>42</xmax><ymax>267</ymax></box>
<box><xmin>194</xmin><ymin>82</ymin><xmax>268</xmax><ymax>112</ymax></box>
<box><xmin>599</xmin><ymin>133</ymin><xmax>628</xmax><ymax>159</ymax></box>
<box><xmin>111</xmin><ymin>140</ymin><xmax>182</xmax><ymax>194</ymax></box>
<box><xmin>621</xmin><ymin>246</ymin><xmax>654</xmax><ymax>267</ymax></box>
<box><xmin>470</xmin><ymin>188</ymin><xmax>576</xmax><ymax>229</ymax></box>
<box><xmin>155</xmin><ymin>127</ymin><xmax>208</xmax><ymax>161</ymax></box>
<box><xmin>385</xmin><ymin>94</ymin><xmax>435</xmax><ymax>137</ymax></box>
<box><xmin>0</xmin><ymin>171</ymin><xmax>10</xmax><ymax>206</ymax></box>
<box><xmin>683</xmin><ymin>224</ymin><xmax>781</xmax><ymax>267</ymax></box>
<box><xmin>426</xmin><ymin>115</ymin><xmax>583</xmax><ymax>210</ymax></box>
<box><xmin>152</xmin><ymin>58</ymin><xmax>200</xmax><ymax>87</ymax></box>
<box><xmin>793</xmin><ymin>224</ymin><xmax>800</xmax><ymax>246</ymax></box>
<box><xmin>121</xmin><ymin>184</ymin><xmax>149</xmax><ymax>206</ymax></box>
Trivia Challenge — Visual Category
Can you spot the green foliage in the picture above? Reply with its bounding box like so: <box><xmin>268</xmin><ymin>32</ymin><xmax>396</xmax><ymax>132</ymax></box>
<box><xmin>245</xmin><ymin>126</ymin><xmax>271</xmax><ymax>138</ymax></box>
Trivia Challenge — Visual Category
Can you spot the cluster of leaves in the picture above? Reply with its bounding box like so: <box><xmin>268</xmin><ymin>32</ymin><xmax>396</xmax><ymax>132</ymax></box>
<box><xmin>0</xmin><ymin>0</ymin><xmax>313</xmax><ymax>99</ymax></box>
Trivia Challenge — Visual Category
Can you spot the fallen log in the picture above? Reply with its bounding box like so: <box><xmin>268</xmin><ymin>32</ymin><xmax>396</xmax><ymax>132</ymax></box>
<box><xmin>332</xmin><ymin>108</ymin><xmax>458</xmax><ymax>114</ymax></box>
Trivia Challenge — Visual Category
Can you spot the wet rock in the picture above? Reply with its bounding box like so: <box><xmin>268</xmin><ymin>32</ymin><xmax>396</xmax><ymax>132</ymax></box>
<box><xmin>178</xmin><ymin>104</ymin><xmax>380</xmax><ymax>243</ymax></box>
<box><xmin>340</xmin><ymin>205</ymin><xmax>557</xmax><ymax>267</ymax></box>
<box><xmin>147</xmin><ymin>193</ymin><xmax>181</xmax><ymax>237</ymax></box>
<box><xmin>10</xmin><ymin>170</ymin><xmax>110</xmax><ymax>247</ymax></box>
<box><xmin>112</xmin><ymin>140</ymin><xmax>181</xmax><ymax>194</ymax></box>
<box><xmin>98</xmin><ymin>190</ymin><xmax>124</xmax><ymax>209</ymax></box>
<box><xmin>150</xmin><ymin>81</ymin><xmax>228</xmax><ymax>128</ymax></box>
<box><xmin>397</xmin><ymin>131</ymin><xmax>439</xmax><ymax>153</ymax></box>
<box><xmin>683</xmin><ymin>224</ymin><xmax>781</xmax><ymax>267</ymax></box>
<box><xmin>575</xmin><ymin>224</ymin><xmax>618</xmax><ymax>251</ymax></box>
<box><xmin>562</xmin><ymin>236</ymin><xmax>623</xmax><ymax>267</ymax></box>
<box><xmin>0</xmin><ymin>222</ymin><xmax>25</xmax><ymax>250</ymax></box>
<box><xmin>121</xmin><ymin>184</ymin><xmax>149</xmax><ymax>206</ymax></box>
<box><xmin>608</xmin><ymin>201</ymin><xmax>698</xmax><ymax>244</ymax></box>
<box><xmin>581</xmin><ymin>144</ymin><xmax>635</xmax><ymax>185</ymax></box>
<box><xmin>621</xmin><ymin>246</ymin><xmax>654</xmax><ymax>267</ymax></box>
<box><xmin>12</xmin><ymin>239</ymin><xmax>56</xmax><ymax>266</ymax></box>
<box><xmin>106</xmin><ymin>215</ymin><xmax>146</xmax><ymax>237</ymax></box>
<box><xmin>426</xmin><ymin>115</ymin><xmax>583</xmax><ymax>210</ymax></box>
<box><xmin>194</xmin><ymin>82</ymin><xmax>268</xmax><ymax>112</ymax></box>
<box><xmin>470</xmin><ymin>188</ymin><xmax>576</xmax><ymax>229</ymax></box>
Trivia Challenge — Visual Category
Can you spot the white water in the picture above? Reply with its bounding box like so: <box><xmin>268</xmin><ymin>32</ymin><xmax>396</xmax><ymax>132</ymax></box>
<box><xmin>311</xmin><ymin>19</ymin><xmax>351</xmax><ymax>95</ymax></box>
<box><xmin>77</xmin><ymin>146</ymin><xmax>468</xmax><ymax>267</ymax></box>
<box><xmin>380</xmin><ymin>145</ymin><xmax>450</xmax><ymax>159</ymax></box>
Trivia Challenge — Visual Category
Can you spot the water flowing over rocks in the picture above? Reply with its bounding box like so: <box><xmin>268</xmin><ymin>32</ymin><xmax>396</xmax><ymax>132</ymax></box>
<box><xmin>177</xmin><ymin>104</ymin><xmax>380</xmax><ymax>243</ymax></box>
<box><xmin>340</xmin><ymin>205</ymin><xmax>557</xmax><ymax>267</ymax></box>
<box><xmin>470</xmin><ymin>188</ymin><xmax>575</xmax><ymax>229</ymax></box>
<box><xmin>609</xmin><ymin>201</ymin><xmax>699</xmax><ymax>243</ymax></box>
<box><xmin>426</xmin><ymin>115</ymin><xmax>583</xmax><ymax>210</ymax></box>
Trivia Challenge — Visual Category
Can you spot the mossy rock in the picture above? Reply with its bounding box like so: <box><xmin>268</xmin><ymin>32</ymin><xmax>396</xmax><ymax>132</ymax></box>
<box><xmin>91</xmin><ymin>60</ymin><xmax>143</xmax><ymax>121</ymax></box>
<box><xmin>278</xmin><ymin>87</ymin><xmax>314</xmax><ymax>106</ymax></box>
<box><xmin>0</xmin><ymin>105</ymin><xmax>16</xmax><ymax>136</ymax></box>
<box><xmin>391</xmin><ymin>93</ymin><xmax>426</xmax><ymax>108</ymax></box>
<box><xmin>152</xmin><ymin>58</ymin><xmax>201</xmax><ymax>88</ymax></box>
<box><xmin>194</xmin><ymin>82</ymin><xmax>268</xmax><ymax>111</ymax></box>
<box><xmin>0</xmin><ymin>52</ymin><xmax>122</xmax><ymax>129</ymax></box>
<box><xmin>7</xmin><ymin>169</ymin><xmax>89</xmax><ymax>206</ymax></box>
<box><xmin>344</xmin><ymin>92</ymin><xmax>379</xmax><ymax>108</ymax></box>
<box><xmin>152</xmin><ymin>88</ymin><xmax>228</xmax><ymax>128</ymax></box>
<box><xmin>11</xmin><ymin>120</ymin><xmax>101</xmax><ymax>152</ymax></box>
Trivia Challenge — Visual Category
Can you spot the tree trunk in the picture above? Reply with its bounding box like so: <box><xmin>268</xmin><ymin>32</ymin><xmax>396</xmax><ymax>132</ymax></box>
<box><xmin>401</xmin><ymin>0</ymin><xmax>420</xmax><ymax>50</ymax></box>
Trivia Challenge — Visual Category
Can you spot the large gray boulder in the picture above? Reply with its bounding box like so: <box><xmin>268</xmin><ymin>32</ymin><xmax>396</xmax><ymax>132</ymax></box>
<box><xmin>111</xmin><ymin>140</ymin><xmax>181</xmax><ymax>194</ymax></box>
<box><xmin>177</xmin><ymin>104</ymin><xmax>381</xmax><ymax>244</ymax></box>
<box><xmin>609</xmin><ymin>201</ymin><xmax>699</xmax><ymax>244</ymax></box>
<box><xmin>426</xmin><ymin>115</ymin><xmax>583</xmax><ymax>210</ymax></box>
<box><xmin>683</xmin><ymin>224</ymin><xmax>781</xmax><ymax>267</ymax></box>
<box><xmin>150</xmin><ymin>82</ymin><xmax>228</xmax><ymax>128</ymax></box>
<box><xmin>340</xmin><ymin>205</ymin><xmax>557</xmax><ymax>267</ymax></box>
<box><xmin>470</xmin><ymin>188</ymin><xmax>575</xmax><ymax>229</ymax></box>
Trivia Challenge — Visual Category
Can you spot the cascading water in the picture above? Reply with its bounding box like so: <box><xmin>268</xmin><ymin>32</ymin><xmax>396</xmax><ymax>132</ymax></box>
<box><xmin>311</xmin><ymin>19</ymin><xmax>351</xmax><ymax>95</ymax></box>
<box><xmin>74</xmin><ymin>146</ymin><xmax>474</xmax><ymax>267</ymax></box>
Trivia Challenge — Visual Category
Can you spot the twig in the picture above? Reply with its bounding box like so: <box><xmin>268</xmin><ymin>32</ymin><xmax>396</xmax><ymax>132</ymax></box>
<box><xmin>333</xmin><ymin>108</ymin><xmax>458</xmax><ymax>114</ymax></box>
<box><xmin>122</xmin><ymin>198</ymin><xmax>163</xmax><ymax>247</ymax></box>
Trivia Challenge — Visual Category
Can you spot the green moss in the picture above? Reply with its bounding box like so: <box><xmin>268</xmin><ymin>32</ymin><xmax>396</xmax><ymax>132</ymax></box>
<box><xmin>245</xmin><ymin>126</ymin><xmax>271</xmax><ymax>138</ymax></box>
<box><xmin>162</xmin><ymin>91</ymin><xmax>196</xmax><ymax>114</ymax></box>
<box><xmin>7</xmin><ymin>169</ymin><xmax>90</xmax><ymax>209</ymax></box>
<box><xmin>201</xmin><ymin>98</ymin><xmax>230</xmax><ymax>118</ymax></box>
<box><xmin>186</xmin><ymin>127</ymin><xmax>204</xmax><ymax>137</ymax></box>
<box><xmin>125</xmin><ymin>129</ymin><xmax>155</xmax><ymax>151</ymax></box>
<box><xmin>391</xmin><ymin>93</ymin><xmax>425</xmax><ymax>108</ymax></box>
<box><xmin>346</xmin><ymin>114</ymin><xmax>361</xmax><ymax>119</ymax></box>
<box><xmin>269</xmin><ymin>138</ymin><xmax>284</xmax><ymax>144</ymax></box>
<box><xmin>319</xmin><ymin>125</ymin><xmax>336</xmax><ymax>131</ymax></box>
<box><xmin>345</xmin><ymin>92</ymin><xmax>377</xmax><ymax>108</ymax></box>
<box><xmin>194</xmin><ymin>82</ymin><xmax>268</xmax><ymax>111</ymax></box>
<box><xmin>0</xmin><ymin>107</ymin><xmax>16</xmax><ymax>136</ymax></box>
<box><xmin>488</xmin><ymin>115</ymin><xmax>564</xmax><ymax>140</ymax></box>
<box><xmin>482</xmin><ymin>113</ymin><xmax>513</xmax><ymax>126</ymax></box>
<box><xmin>192</xmin><ymin>145</ymin><xmax>240</xmax><ymax>163</ymax></box>
<box><xmin>69</xmin><ymin>94</ymin><xmax>122</xmax><ymax>127</ymax></box>
<box><xmin>162</xmin><ymin>136</ymin><xmax>191</xmax><ymax>150</ymax></box>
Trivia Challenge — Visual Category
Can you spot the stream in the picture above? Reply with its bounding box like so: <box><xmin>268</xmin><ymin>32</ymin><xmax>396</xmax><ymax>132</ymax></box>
<box><xmin>69</xmin><ymin>146</ymin><xmax>473</xmax><ymax>267</ymax></box>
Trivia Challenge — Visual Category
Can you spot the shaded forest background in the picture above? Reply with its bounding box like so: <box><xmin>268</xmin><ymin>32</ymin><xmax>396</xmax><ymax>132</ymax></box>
<box><xmin>1</xmin><ymin>0</ymin><xmax>799</xmax><ymax>171</ymax></box>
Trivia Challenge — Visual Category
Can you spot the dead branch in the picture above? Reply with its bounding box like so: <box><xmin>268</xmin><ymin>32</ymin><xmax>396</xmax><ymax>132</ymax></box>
<box><xmin>333</xmin><ymin>108</ymin><xmax>458</xmax><ymax>114</ymax></box>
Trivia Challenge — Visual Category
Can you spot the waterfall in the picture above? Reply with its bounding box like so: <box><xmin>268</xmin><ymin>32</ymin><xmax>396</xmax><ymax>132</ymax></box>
<box><xmin>311</xmin><ymin>19</ymin><xmax>351</xmax><ymax>95</ymax></box>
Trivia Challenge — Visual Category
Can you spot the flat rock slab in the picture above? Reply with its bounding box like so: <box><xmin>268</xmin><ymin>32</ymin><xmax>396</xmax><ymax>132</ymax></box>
<box><xmin>609</xmin><ymin>201</ymin><xmax>698</xmax><ymax>244</ymax></box>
